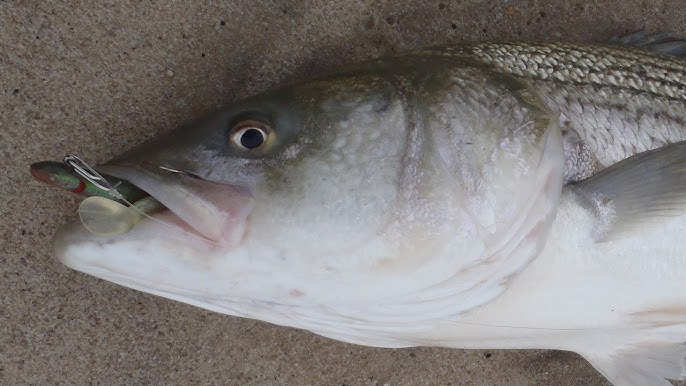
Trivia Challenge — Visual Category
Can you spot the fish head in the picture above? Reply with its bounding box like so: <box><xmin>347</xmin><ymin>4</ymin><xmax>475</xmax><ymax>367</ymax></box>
<box><xmin>53</xmin><ymin>60</ymin><xmax>565</xmax><ymax>341</ymax></box>
<box><xmin>54</xmin><ymin>69</ymin><xmax>414</xmax><ymax>317</ymax></box>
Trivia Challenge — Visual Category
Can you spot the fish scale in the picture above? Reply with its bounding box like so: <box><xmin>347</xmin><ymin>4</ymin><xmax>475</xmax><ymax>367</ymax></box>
<box><xmin>470</xmin><ymin>43</ymin><xmax>686</xmax><ymax>91</ymax></box>
<box><xmin>462</xmin><ymin>42</ymin><xmax>686</xmax><ymax>177</ymax></box>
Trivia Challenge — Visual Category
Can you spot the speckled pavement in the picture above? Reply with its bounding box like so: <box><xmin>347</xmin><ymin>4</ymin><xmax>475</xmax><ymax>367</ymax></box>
<box><xmin>2</xmin><ymin>1</ymin><xmax>686</xmax><ymax>385</ymax></box>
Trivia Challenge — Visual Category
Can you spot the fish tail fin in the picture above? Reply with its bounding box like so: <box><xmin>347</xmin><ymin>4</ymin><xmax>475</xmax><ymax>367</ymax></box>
<box><xmin>609</xmin><ymin>30</ymin><xmax>686</xmax><ymax>58</ymax></box>
<box><xmin>582</xmin><ymin>341</ymin><xmax>686</xmax><ymax>386</ymax></box>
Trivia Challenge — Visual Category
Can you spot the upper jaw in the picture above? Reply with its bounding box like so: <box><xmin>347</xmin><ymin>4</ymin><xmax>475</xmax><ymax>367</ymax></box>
<box><xmin>97</xmin><ymin>163</ymin><xmax>254</xmax><ymax>248</ymax></box>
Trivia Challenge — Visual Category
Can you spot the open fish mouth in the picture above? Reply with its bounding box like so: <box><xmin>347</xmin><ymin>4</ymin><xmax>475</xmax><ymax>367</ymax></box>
<box><xmin>37</xmin><ymin>158</ymin><xmax>257</xmax><ymax>301</ymax></box>
<box><xmin>95</xmin><ymin>163</ymin><xmax>255</xmax><ymax>248</ymax></box>
<box><xmin>30</xmin><ymin>158</ymin><xmax>254</xmax><ymax>248</ymax></box>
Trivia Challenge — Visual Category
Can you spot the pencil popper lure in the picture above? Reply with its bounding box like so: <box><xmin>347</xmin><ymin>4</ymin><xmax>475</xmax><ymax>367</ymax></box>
<box><xmin>30</xmin><ymin>155</ymin><xmax>165</xmax><ymax>236</ymax></box>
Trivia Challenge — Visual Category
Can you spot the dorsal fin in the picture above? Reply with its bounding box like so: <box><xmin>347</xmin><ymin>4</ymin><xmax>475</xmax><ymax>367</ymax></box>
<box><xmin>610</xmin><ymin>30</ymin><xmax>686</xmax><ymax>58</ymax></box>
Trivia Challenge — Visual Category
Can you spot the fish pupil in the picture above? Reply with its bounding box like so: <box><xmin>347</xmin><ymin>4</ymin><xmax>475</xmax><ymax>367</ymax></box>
<box><xmin>240</xmin><ymin>129</ymin><xmax>264</xmax><ymax>149</ymax></box>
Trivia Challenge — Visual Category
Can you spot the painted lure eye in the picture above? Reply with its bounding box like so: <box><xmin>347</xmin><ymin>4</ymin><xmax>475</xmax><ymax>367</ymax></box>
<box><xmin>230</xmin><ymin>119</ymin><xmax>272</xmax><ymax>150</ymax></box>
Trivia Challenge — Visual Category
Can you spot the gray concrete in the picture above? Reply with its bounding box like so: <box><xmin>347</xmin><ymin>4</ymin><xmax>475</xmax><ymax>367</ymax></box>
<box><xmin>2</xmin><ymin>1</ymin><xmax>685</xmax><ymax>385</ymax></box>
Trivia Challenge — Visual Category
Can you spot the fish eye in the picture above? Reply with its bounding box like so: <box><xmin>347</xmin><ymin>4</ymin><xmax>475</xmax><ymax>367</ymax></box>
<box><xmin>230</xmin><ymin>119</ymin><xmax>272</xmax><ymax>150</ymax></box>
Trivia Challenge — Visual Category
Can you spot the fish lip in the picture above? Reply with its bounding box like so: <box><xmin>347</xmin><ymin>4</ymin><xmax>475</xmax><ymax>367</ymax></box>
<box><xmin>94</xmin><ymin>163</ymin><xmax>254</xmax><ymax>247</ymax></box>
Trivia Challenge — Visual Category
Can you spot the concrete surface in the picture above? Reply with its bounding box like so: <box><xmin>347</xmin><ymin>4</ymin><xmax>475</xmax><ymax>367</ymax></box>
<box><xmin>2</xmin><ymin>1</ymin><xmax>686</xmax><ymax>385</ymax></box>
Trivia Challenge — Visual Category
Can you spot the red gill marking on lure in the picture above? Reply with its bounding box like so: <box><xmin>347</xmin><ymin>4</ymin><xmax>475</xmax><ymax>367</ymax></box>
<box><xmin>70</xmin><ymin>180</ymin><xmax>86</xmax><ymax>194</ymax></box>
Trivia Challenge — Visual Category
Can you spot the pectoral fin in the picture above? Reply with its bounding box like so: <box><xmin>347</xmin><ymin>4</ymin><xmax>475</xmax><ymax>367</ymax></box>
<box><xmin>571</xmin><ymin>141</ymin><xmax>686</xmax><ymax>240</ymax></box>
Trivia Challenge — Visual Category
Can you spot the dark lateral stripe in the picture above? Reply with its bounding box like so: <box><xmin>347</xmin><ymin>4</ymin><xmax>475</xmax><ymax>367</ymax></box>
<box><xmin>470</xmin><ymin>42</ymin><xmax>686</xmax><ymax>103</ymax></box>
